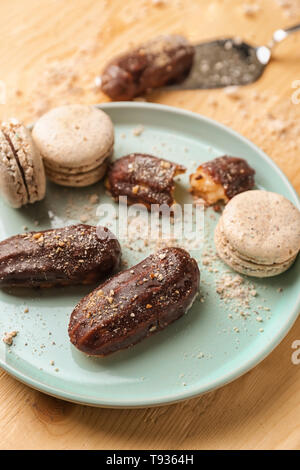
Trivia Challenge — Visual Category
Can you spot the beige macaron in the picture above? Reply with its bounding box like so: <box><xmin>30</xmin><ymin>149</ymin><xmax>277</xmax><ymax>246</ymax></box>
<box><xmin>0</xmin><ymin>119</ymin><xmax>46</xmax><ymax>208</ymax></box>
<box><xmin>32</xmin><ymin>104</ymin><xmax>114</xmax><ymax>187</ymax></box>
<box><xmin>214</xmin><ymin>190</ymin><xmax>300</xmax><ymax>277</ymax></box>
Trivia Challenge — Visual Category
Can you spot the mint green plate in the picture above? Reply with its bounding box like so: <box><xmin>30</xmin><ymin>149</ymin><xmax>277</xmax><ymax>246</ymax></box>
<box><xmin>0</xmin><ymin>102</ymin><xmax>299</xmax><ymax>408</ymax></box>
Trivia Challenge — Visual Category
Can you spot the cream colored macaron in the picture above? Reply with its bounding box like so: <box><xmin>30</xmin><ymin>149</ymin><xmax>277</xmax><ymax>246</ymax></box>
<box><xmin>32</xmin><ymin>104</ymin><xmax>114</xmax><ymax>187</ymax></box>
<box><xmin>214</xmin><ymin>190</ymin><xmax>300</xmax><ymax>277</ymax></box>
<box><xmin>0</xmin><ymin>119</ymin><xmax>46</xmax><ymax>208</ymax></box>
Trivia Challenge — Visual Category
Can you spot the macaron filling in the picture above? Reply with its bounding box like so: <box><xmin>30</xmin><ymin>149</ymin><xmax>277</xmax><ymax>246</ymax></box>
<box><xmin>0</xmin><ymin>132</ymin><xmax>28</xmax><ymax>207</ymax></box>
<box><xmin>42</xmin><ymin>144</ymin><xmax>113</xmax><ymax>176</ymax></box>
<box><xmin>45</xmin><ymin>158</ymin><xmax>109</xmax><ymax>187</ymax></box>
<box><xmin>1</xmin><ymin>120</ymin><xmax>46</xmax><ymax>206</ymax></box>
<box><xmin>2</xmin><ymin>129</ymin><xmax>30</xmax><ymax>202</ymax></box>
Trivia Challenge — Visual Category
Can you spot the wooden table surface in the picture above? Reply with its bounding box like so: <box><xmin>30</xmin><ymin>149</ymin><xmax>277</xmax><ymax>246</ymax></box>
<box><xmin>0</xmin><ymin>0</ymin><xmax>299</xmax><ymax>450</ymax></box>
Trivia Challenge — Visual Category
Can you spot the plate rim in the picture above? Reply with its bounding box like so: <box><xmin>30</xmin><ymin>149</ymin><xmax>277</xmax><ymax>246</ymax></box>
<box><xmin>1</xmin><ymin>101</ymin><xmax>299</xmax><ymax>408</ymax></box>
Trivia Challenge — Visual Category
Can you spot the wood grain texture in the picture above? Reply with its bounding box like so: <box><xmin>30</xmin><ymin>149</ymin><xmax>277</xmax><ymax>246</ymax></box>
<box><xmin>0</xmin><ymin>0</ymin><xmax>299</xmax><ymax>450</ymax></box>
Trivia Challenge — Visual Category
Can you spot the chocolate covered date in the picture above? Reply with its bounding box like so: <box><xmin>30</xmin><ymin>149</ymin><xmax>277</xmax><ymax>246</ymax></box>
<box><xmin>101</xmin><ymin>34</ymin><xmax>194</xmax><ymax>101</ymax></box>
<box><xmin>68</xmin><ymin>247</ymin><xmax>200</xmax><ymax>356</ymax></box>
<box><xmin>0</xmin><ymin>224</ymin><xmax>121</xmax><ymax>287</ymax></box>
<box><xmin>106</xmin><ymin>153</ymin><xmax>185</xmax><ymax>208</ymax></box>
<box><xmin>190</xmin><ymin>155</ymin><xmax>255</xmax><ymax>205</ymax></box>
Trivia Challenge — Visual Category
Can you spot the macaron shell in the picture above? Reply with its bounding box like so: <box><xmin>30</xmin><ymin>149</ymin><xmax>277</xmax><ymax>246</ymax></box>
<box><xmin>218</xmin><ymin>216</ymin><xmax>296</xmax><ymax>266</ymax></box>
<box><xmin>1</xmin><ymin>121</ymin><xmax>46</xmax><ymax>204</ymax></box>
<box><xmin>32</xmin><ymin>105</ymin><xmax>114</xmax><ymax>170</ymax></box>
<box><xmin>45</xmin><ymin>160</ymin><xmax>108</xmax><ymax>187</ymax></box>
<box><xmin>221</xmin><ymin>190</ymin><xmax>300</xmax><ymax>264</ymax></box>
<box><xmin>215</xmin><ymin>220</ymin><xmax>297</xmax><ymax>277</ymax></box>
<box><xmin>0</xmin><ymin>130</ymin><xmax>28</xmax><ymax>208</ymax></box>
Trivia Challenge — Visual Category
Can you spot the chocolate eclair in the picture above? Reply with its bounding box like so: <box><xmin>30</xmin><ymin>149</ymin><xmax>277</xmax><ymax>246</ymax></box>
<box><xmin>69</xmin><ymin>247</ymin><xmax>200</xmax><ymax>356</ymax></box>
<box><xmin>190</xmin><ymin>155</ymin><xmax>255</xmax><ymax>205</ymax></box>
<box><xmin>101</xmin><ymin>35</ymin><xmax>194</xmax><ymax>101</ymax></box>
<box><xmin>0</xmin><ymin>224</ymin><xmax>121</xmax><ymax>288</ymax></box>
<box><xmin>106</xmin><ymin>153</ymin><xmax>185</xmax><ymax>209</ymax></box>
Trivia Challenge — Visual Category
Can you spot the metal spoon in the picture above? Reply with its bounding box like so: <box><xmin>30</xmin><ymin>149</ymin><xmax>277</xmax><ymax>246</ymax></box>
<box><xmin>166</xmin><ymin>23</ymin><xmax>300</xmax><ymax>90</ymax></box>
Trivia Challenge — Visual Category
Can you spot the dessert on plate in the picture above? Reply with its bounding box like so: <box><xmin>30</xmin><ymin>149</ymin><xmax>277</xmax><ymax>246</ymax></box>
<box><xmin>190</xmin><ymin>155</ymin><xmax>255</xmax><ymax>206</ymax></box>
<box><xmin>214</xmin><ymin>190</ymin><xmax>300</xmax><ymax>277</ymax></box>
<box><xmin>106</xmin><ymin>153</ymin><xmax>185</xmax><ymax>209</ymax></box>
<box><xmin>0</xmin><ymin>119</ymin><xmax>46</xmax><ymax>208</ymax></box>
<box><xmin>69</xmin><ymin>247</ymin><xmax>200</xmax><ymax>356</ymax></box>
<box><xmin>32</xmin><ymin>104</ymin><xmax>114</xmax><ymax>187</ymax></box>
<box><xmin>0</xmin><ymin>225</ymin><xmax>121</xmax><ymax>288</ymax></box>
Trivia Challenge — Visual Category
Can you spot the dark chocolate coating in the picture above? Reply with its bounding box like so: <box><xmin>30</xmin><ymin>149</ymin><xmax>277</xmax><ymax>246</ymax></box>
<box><xmin>202</xmin><ymin>155</ymin><xmax>255</xmax><ymax>200</ymax></box>
<box><xmin>107</xmin><ymin>153</ymin><xmax>185</xmax><ymax>208</ymax></box>
<box><xmin>101</xmin><ymin>35</ymin><xmax>194</xmax><ymax>101</ymax></box>
<box><xmin>0</xmin><ymin>225</ymin><xmax>121</xmax><ymax>288</ymax></box>
<box><xmin>68</xmin><ymin>247</ymin><xmax>200</xmax><ymax>356</ymax></box>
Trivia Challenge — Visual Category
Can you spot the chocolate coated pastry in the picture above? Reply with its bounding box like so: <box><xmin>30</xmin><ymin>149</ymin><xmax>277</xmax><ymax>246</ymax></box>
<box><xmin>68</xmin><ymin>247</ymin><xmax>200</xmax><ymax>356</ymax></box>
<box><xmin>190</xmin><ymin>155</ymin><xmax>255</xmax><ymax>205</ymax></box>
<box><xmin>101</xmin><ymin>35</ymin><xmax>194</xmax><ymax>100</ymax></box>
<box><xmin>0</xmin><ymin>225</ymin><xmax>121</xmax><ymax>288</ymax></box>
<box><xmin>106</xmin><ymin>153</ymin><xmax>185</xmax><ymax>209</ymax></box>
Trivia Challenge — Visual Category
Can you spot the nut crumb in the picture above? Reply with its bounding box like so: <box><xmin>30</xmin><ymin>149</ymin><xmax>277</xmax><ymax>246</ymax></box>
<box><xmin>89</xmin><ymin>194</ymin><xmax>99</xmax><ymax>205</ymax></box>
<box><xmin>3</xmin><ymin>330</ymin><xmax>18</xmax><ymax>345</ymax></box>
<box><xmin>224</xmin><ymin>86</ymin><xmax>240</xmax><ymax>98</ymax></box>
<box><xmin>80</xmin><ymin>214</ymin><xmax>89</xmax><ymax>223</ymax></box>
<box><xmin>242</xmin><ymin>3</ymin><xmax>260</xmax><ymax>16</ymax></box>
<box><xmin>132</xmin><ymin>185</ymin><xmax>140</xmax><ymax>194</ymax></box>
<box><xmin>132</xmin><ymin>125</ymin><xmax>144</xmax><ymax>136</ymax></box>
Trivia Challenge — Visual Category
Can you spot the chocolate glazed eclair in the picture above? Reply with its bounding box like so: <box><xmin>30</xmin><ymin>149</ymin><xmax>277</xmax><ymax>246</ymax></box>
<box><xmin>101</xmin><ymin>35</ymin><xmax>194</xmax><ymax>101</ymax></box>
<box><xmin>106</xmin><ymin>153</ymin><xmax>185</xmax><ymax>209</ymax></box>
<box><xmin>0</xmin><ymin>225</ymin><xmax>121</xmax><ymax>288</ymax></box>
<box><xmin>68</xmin><ymin>247</ymin><xmax>200</xmax><ymax>356</ymax></box>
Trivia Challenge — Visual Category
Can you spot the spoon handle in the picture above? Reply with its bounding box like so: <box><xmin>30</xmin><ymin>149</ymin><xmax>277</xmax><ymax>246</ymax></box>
<box><xmin>272</xmin><ymin>23</ymin><xmax>300</xmax><ymax>45</ymax></box>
